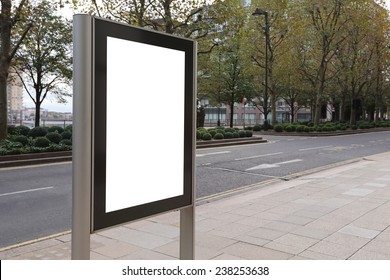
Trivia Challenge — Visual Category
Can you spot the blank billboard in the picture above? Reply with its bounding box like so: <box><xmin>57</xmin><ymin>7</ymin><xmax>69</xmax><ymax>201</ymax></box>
<box><xmin>92</xmin><ymin>18</ymin><xmax>195</xmax><ymax>231</ymax></box>
<box><xmin>105</xmin><ymin>37</ymin><xmax>185</xmax><ymax>212</ymax></box>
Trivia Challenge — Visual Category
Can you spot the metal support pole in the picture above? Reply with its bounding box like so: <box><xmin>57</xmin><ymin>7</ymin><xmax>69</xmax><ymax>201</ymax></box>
<box><xmin>180</xmin><ymin>206</ymin><xmax>195</xmax><ymax>259</ymax></box>
<box><xmin>264</xmin><ymin>12</ymin><xmax>269</xmax><ymax>125</ymax></box>
<box><xmin>179</xmin><ymin>40</ymin><xmax>197</xmax><ymax>260</ymax></box>
<box><xmin>72</xmin><ymin>14</ymin><xmax>93</xmax><ymax>260</ymax></box>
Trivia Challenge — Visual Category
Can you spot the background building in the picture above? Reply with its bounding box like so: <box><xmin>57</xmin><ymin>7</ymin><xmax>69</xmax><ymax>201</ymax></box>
<box><xmin>7</xmin><ymin>73</ymin><xmax>24</xmax><ymax>125</ymax></box>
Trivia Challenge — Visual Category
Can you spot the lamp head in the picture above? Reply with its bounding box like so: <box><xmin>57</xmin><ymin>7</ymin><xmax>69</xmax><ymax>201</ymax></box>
<box><xmin>252</xmin><ymin>8</ymin><xmax>267</xmax><ymax>16</ymax></box>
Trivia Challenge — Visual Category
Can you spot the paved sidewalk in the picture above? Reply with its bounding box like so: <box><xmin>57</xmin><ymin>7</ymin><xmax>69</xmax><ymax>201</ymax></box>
<box><xmin>2</xmin><ymin>152</ymin><xmax>390</xmax><ymax>260</ymax></box>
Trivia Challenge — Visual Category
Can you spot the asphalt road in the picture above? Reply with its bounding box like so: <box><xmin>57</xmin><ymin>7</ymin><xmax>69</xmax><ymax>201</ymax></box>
<box><xmin>0</xmin><ymin>163</ymin><xmax>72</xmax><ymax>248</ymax></box>
<box><xmin>196</xmin><ymin>131</ymin><xmax>390</xmax><ymax>197</ymax></box>
<box><xmin>1</xmin><ymin>131</ymin><xmax>390</xmax><ymax>248</ymax></box>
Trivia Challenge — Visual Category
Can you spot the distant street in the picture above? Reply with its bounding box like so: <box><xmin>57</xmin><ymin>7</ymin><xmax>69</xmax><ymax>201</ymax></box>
<box><xmin>1</xmin><ymin>131</ymin><xmax>390</xmax><ymax>248</ymax></box>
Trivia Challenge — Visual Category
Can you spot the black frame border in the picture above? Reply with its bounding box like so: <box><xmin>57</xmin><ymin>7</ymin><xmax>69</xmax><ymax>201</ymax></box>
<box><xmin>93</xmin><ymin>18</ymin><xmax>194</xmax><ymax>232</ymax></box>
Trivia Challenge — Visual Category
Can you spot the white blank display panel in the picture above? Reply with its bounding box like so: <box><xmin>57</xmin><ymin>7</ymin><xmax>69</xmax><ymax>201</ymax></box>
<box><xmin>105</xmin><ymin>36</ymin><xmax>185</xmax><ymax>213</ymax></box>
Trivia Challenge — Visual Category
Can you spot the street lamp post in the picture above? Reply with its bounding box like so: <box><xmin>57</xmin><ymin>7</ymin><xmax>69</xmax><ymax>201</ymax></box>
<box><xmin>217</xmin><ymin>52</ymin><xmax>221</xmax><ymax>127</ymax></box>
<box><xmin>252</xmin><ymin>8</ymin><xmax>269</xmax><ymax>127</ymax></box>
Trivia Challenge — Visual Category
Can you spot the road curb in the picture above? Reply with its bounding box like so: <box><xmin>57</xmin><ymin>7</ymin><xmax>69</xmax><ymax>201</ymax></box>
<box><xmin>0</xmin><ymin>151</ymin><xmax>72</xmax><ymax>168</ymax></box>
<box><xmin>258</xmin><ymin>127</ymin><xmax>390</xmax><ymax>137</ymax></box>
<box><xmin>0</xmin><ymin>230</ymin><xmax>71</xmax><ymax>253</ymax></box>
<box><xmin>196</xmin><ymin>137</ymin><xmax>267</xmax><ymax>149</ymax></box>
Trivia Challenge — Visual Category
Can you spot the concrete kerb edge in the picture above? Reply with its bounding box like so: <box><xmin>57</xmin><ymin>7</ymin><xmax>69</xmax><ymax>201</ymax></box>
<box><xmin>0</xmin><ymin>230</ymin><xmax>71</xmax><ymax>253</ymax></box>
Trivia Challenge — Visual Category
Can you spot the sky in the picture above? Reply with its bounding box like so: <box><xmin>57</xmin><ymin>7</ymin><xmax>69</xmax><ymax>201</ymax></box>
<box><xmin>22</xmin><ymin>0</ymin><xmax>390</xmax><ymax>113</ymax></box>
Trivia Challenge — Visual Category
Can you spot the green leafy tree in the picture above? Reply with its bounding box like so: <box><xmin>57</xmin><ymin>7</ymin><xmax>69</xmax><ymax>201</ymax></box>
<box><xmin>0</xmin><ymin>0</ymin><xmax>32</xmax><ymax>139</ymax></box>
<box><xmin>296</xmin><ymin>0</ymin><xmax>350</xmax><ymax>125</ymax></box>
<box><xmin>246</xmin><ymin>0</ymin><xmax>290</xmax><ymax>125</ymax></box>
<box><xmin>198</xmin><ymin>0</ymin><xmax>254</xmax><ymax>127</ymax></box>
<box><xmin>13</xmin><ymin>0</ymin><xmax>72</xmax><ymax>127</ymax></box>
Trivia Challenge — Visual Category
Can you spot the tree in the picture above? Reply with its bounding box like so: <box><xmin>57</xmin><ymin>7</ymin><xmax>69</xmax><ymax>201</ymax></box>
<box><xmin>197</xmin><ymin>0</ymin><xmax>254</xmax><ymax>127</ymax></box>
<box><xmin>13</xmin><ymin>0</ymin><xmax>72</xmax><ymax>127</ymax></box>
<box><xmin>0</xmin><ymin>0</ymin><xmax>32</xmax><ymax>139</ymax></box>
<box><xmin>297</xmin><ymin>0</ymin><xmax>350</xmax><ymax>125</ymax></box>
<box><xmin>246</xmin><ymin>0</ymin><xmax>290</xmax><ymax>125</ymax></box>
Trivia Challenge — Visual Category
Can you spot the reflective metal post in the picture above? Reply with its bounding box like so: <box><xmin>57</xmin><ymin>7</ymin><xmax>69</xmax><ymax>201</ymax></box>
<box><xmin>72</xmin><ymin>14</ymin><xmax>93</xmax><ymax>260</ymax></box>
<box><xmin>179</xmin><ymin>41</ymin><xmax>197</xmax><ymax>260</ymax></box>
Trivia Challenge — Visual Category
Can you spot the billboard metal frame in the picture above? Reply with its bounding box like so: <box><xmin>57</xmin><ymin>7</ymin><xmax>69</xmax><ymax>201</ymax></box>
<box><xmin>72</xmin><ymin>15</ymin><xmax>196</xmax><ymax>260</ymax></box>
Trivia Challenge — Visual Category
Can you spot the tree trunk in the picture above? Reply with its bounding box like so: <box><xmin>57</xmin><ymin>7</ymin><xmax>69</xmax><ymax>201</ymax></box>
<box><xmin>339</xmin><ymin>92</ymin><xmax>346</xmax><ymax>122</ymax></box>
<box><xmin>271</xmin><ymin>93</ymin><xmax>276</xmax><ymax>125</ymax></box>
<box><xmin>163</xmin><ymin>0</ymin><xmax>174</xmax><ymax>34</ymax></box>
<box><xmin>229</xmin><ymin>101</ymin><xmax>234</xmax><ymax>128</ymax></box>
<box><xmin>314</xmin><ymin>68</ymin><xmax>326</xmax><ymax>125</ymax></box>
<box><xmin>0</xmin><ymin>0</ymin><xmax>12</xmax><ymax>139</ymax></box>
<box><xmin>290</xmin><ymin>97</ymin><xmax>295</xmax><ymax>123</ymax></box>
<box><xmin>35</xmin><ymin>102</ymin><xmax>41</xmax><ymax>127</ymax></box>
<box><xmin>350</xmin><ymin>98</ymin><xmax>356</xmax><ymax>126</ymax></box>
<box><xmin>0</xmin><ymin>73</ymin><xmax>8</xmax><ymax>139</ymax></box>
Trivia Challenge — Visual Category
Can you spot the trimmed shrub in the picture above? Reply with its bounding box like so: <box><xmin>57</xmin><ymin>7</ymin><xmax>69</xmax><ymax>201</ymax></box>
<box><xmin>304</xmin><ymin>126</ymin><xmax>311</xmax><ymax>133</ymax></box>
<box><xmin>253</xmin><ymin>125</ymin><xmax>262</xmax><ymax>131</ymax></box>
<box><xmin>14</xmin><ymin>135</ymin><xmax>28</xmax><ymax>146</ymax></box>
<box><xmin>34</xmin><ymin>137</ymin><xmax>50</xmax><ymax>148</ymax></box>
<box><xmin>216</xmin><ymin>129</ymin><xmax>225</xmax><ymax>135</ymax></box>
<box><xmin>245</xmin><ymin>126</ymin><xmax>253</xmax><ymax>131</ymax></box>
<box><xmin>232</xmin><ymin>132</ymin><xmax>240</xmax><ymax>138</ymax></box>
<box><xmin>296</xmin><ymin>125</ymin><xmax>305</xmax><ymax>132</ymax></box>
<box><xmin>291</xmin><ymin>125</ymin><xmax>297</xmax><ymax>132</ymax></box>
<box><xmin>8</xmin><ymin>125</ymin><xmax>30</xmax><ymax>136</ymax></box>
<box><xmin>274</xmin><ymin>124</ymin><xmax>283</xmax><ymax>132</ymax></box>
<box><xmin>285</xmin><ymin>125</ymin><xmax>293</xmax><ymax>132</ymax></box>
<box><xmin>214</xmin><ymin>133</ymin><xmax>224</xmax><ymax>140</ymax></box>
<box><xmin>18</xmin><ymin>125</ymin><xmax>31</xmax><ymax>136</ymax></box>
<box><xmin>48</xmin><ymin>126</ymin><xmax>64</xmax><ymax>134</ymax></box>
<box><xmin>225</xmin><ymin>132</ymin><xmax>233</xmax><ymax>139</ymax></box>
<box><xmin>238</xmin><ymin>130</ymin><xmax>246</xmax><ymax>138</ymax></box>
<box><xmin>208</xmin><ymin>129</ymin><xmax>217</xmax><ymax>137</ymax></box>
<box><xmin>357</xmin><ymin>121</ymin><xmax>370</xmax><ymax>129</ymax></box>
<box><xmin>46</xmin><ymin>132</ymin><xmax>62</xmax><ymax>144</ymax></box>
<box><xmin>196</xmin><ymin>130</ymin><xmax>202</xmax><ymax>140</ymax></box>
<box><xmin>65</xmin><ymin>125</ymin><xmax>72</xmax><ymax>132</ymax></box>
<box><xmin>6</xmin><ymin>148</ymin><xmax>24</xmax><ymax>155</ymax></box>
<box><xmin>61</xmin><ymin>130</ymin><xmax>72</xmax><ymax>140</ymax></box>
<box><xmin>28</xmin><ymin>126</ymin><xmax>47</xmax><ymax>138</ymax></box>
<box><xmin>202</xmin><ymin>133</ymin><xmax>212</xmax><ymax>140</ymax></box>
<box><xmin>225</xmin><ymin>128</ymin><xmax>235</xmax><ymax>133</ymax></box>
<box><xmin>263</xmin><ymin>121</ymin><xmax>271</xmax><ymax>131</ymax></box>
<box><xmin>351</xmin><ymin>125</ymin><xmax>358</xmax><ymax>130</ymax></box>
<box><xmin>60</xmin><ymin>139</ymin><xmax>72</xmax><ymax>146</ymax></box>
<box><xmin>7</xmin><ymin>126</ymin><xmax>18</xmax><ymax>135</ymax></box>
<box><xmin>245</xmin><ymin>130</ymin><xmax>253</xmax><ymax>137</ymax></box>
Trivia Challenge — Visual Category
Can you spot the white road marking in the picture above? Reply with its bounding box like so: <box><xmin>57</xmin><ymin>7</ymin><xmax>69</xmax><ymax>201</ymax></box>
<box><xmin>234</xmin><ymin>152</ymin><xmax>283</xmax><ymax>161</ymax></box>
<box><xmin>0</xmin><ymin>186</ymin><xmax>54</xmax><ymax>197</ymax></box>
<box><xmin>205</xmin><ymin>167</ymin><xmax>280</xmax><ymax>178</ymax></box>
<box><xmin>246</xmin><ymin>159</ymin><xmax>303</xmax><ymax>171</ymax></box>
<box><xmin>196</xmin><ymin>151</ymin><xmax>231</xmax><ymax>157</ymax></box>
<box><xmin>299</xmin><ymin>145</ymin><xmax>333</xmax><ymax>151</ymax></box>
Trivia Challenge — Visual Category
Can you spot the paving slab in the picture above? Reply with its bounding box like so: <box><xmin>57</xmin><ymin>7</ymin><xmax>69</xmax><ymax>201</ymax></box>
<box><xmin>338</xmin><ymin>225</ymin><xmax>380</xmax><ymax>239</ymax></box>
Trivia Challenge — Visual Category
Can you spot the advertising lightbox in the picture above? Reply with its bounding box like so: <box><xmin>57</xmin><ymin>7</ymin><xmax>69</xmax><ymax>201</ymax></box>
<box><xmin>92</xmin><ymin>18</ymin><xmax>195</xmax><ymax>231</ymax></box>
